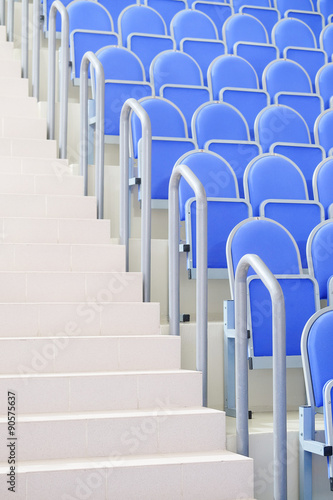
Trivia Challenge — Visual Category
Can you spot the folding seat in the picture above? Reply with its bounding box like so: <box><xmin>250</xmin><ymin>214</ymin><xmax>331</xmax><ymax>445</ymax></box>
<box><xmin>275</xmin><ymin>0</ymin><xmax>314</xmax><ymax>16</ymax></box>
<box><xmin>317</xmin><ymin>0</ymin><xmax>333</xmax><ymax>24</ymax></box>
<box><xmin>170</xmin><ymin>10</ymin><xmax>225</xmax><ymax>84</ymax></box>
<box><xmin>130</xmin><ymin>96</ymin><xmax>196</xmax><ymax>206</ymax></box>
<box><xmin>192</xmin><ymin>101</ymin><xmax>262</xmax><ymax>195</ymax></box>
<box><xmin>272</xmin><ymin>17</ymin><xmax>317</xmax><ymax>57</ymax></box>
<box><xmin>284</xmin><ymin>10</ymin><xmax>324</xmax><ymax>48</ymax></box>
<box><xmin>307</xmin><ymin>219</ymin><xmax>333</xmax><ymax>300</ymax></box>
<box><xmin>299</xmin><ymin>307</ymin><xmax>333</xmax><ymax>499</ymax></box>
<box><xmin>244</xmin><ymin>153</ymin><xmax>324</xmax><ymax>266</ymax></box>
<box><xmin>284</xmin><ymin>46</ymin><xmax>327</xmax><ymax>93</ymax></box>
<box><xmin>254</xmin><ymin>104</ymin><xmax>311</xmax><ymax>153</ymax></box>
<box><xmin>314</xmin><ymin>108</ymin><xmax>333</xmax><ymax>156</ymax></box>
<box><xmin>208</xmin><ymin>54</ymin><xmax>269</xmax><ymax>140</ymax></box>
<box><xmin>66</xmin><ymin>1</ymin><xmax>118</xmax><ymax>83</ymax></box>
<box><xmin>93</xmin><ymin>46</ymin><xmax>152</xmax><ymax>137</ymax></box>
<box><xmin>320</xmin><ymin>23</ymin><xmax>333</xmax><ymax>60</ymax></box>
<box><xmin>239</xmin><ymin>5</ymin><xmax>280</xmax><ymax>42</ymax></box>
<box><xmin>150</xmin><ymin>50</ymin><xmax>211</xmax><ymax>136</ymax></box>
<box><xmin>193</xmin><ymin>1</ymin><xmax>233</xmax><ymax>39</ymax></box>
<box><xmin>312</xmin><ymin>157</ymin><xmax>333</xmax><ymax>218</ymax></box>
<box><xmin>315</xmin><ymin>62</ymin><xmax>333</xmax><ymax>109</ymax></box>
<box><xmin>144</xmin><ymin>0</ymin><xmax>187</xmax><ymax>34</ymax></box>
<box><xmin>118</xmin><ymin>5</ymin><xmax>175</xmax><ymax>80</ymax></box>
<box><xmin>43</xmin><ymin>0</ymin><xmax>73</xmax><ymax>36</ymax></box>
<box><xmin>98</xmin><ymin>0</ymin><xmax>138</xmax><ymax>32</ymax></box>
<box><xmin>176</xmin><ymin>150</ymin><xmax>251</xmax><ymax>278</ymax></box>
<box><xmin>224</xmin><ymin>217</ymin><xmax>319</xmax><ymax>414</ymax></box>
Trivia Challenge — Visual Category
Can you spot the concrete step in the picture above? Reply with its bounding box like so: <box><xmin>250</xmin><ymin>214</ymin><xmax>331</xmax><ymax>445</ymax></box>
<box><xmin>0</xmin><ymin>335</ymin><xmax>181</xmax><ymax>374</ymax></box>
<box><xmin>0</xmin><ymin>59</ymin><xmax>21</xmax><ymax>78</ymax></box>
<box><xmin>0</xmin><ymin>193</ymin><xmax>96</xmax><ymax>218</ymax></box>
<box><xmin>0</xmin><ymin>369</ymin><xmax>202</xmax><ymax>413</ymax></box>
<box><xmin>0</xmin><ymin>242</ymin><xmax>125</xmax><ymax>272</ymax></box>
<box><xmin>0</xmin><ymin>157</ymin><xmax>71</xmax><ymax>176</ymax></box>
<box><xmin>0</xmin><ymin>172</ymin><xmax>83</xmax><ymax>195</ymax></box>
<box><xmin>0</xmin><ymin>137</ymin><xmax>56</xmax><ymax>157</ymax></box>
<box><xmin>0</xmin><ymin>301</ymin><xmax>160</xmax><ymax>337</ymax></box>
<box><xmin>0</xmin><ymin>116</ymin><xmax>47</xmax><ymax>140</ymax></box>
<box><xmin>0</xmin><ymin>77</ymin><xmax>29</xmax><ymax>97</ymax></box>
<box><xmin>0</xmin><ymin>271</ymin><xmax>142</xmax><ymax>303</ymax></box>
<box><xmin>0</xmin><ymin>217</ymin><xmax>111</xmax><ymax>243</ymax></box>
<box><xmin>0</xmin><ymin>407</ymin><xmax>225</xmax><ymax>461</ymax></box>
<box><xmin>0</xmin><ymin>451</ymin><xmax>253</xmax><ymax>500</ymax></box>
<box><xmin>0</xmin><ymin>96</ymin><xmax>38</xmax><ymax>117</ymax></box>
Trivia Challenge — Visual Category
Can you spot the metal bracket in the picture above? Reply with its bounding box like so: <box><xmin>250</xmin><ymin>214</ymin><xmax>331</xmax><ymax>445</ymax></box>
<box><xmin>179</xmin><ymin>243</ymin><xmax>190</xmax><ymax>253</ymax></box>
<box><xmin>129</xmin><ymin>177</ymin><xmax>141</xmax><ymax>187</ymax></box>
<box><xmin>180</xmin><ymin>314</ymin><xmax>190</xmax><ymax>323</ymax></box>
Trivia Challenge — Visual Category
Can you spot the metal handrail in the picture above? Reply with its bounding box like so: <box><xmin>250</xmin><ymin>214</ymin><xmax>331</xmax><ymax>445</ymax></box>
<box><xmin>235</xmin><ymin>253</ymin><xmax>287</xmax><ymax>500</ymax></box>
<box><xmin>0</xmin><ymin>0</ymin><xmax>4</xmax><ymax>26</ymax></box>
<box><xmin>47</xmin><ymin>0</ymin><xmax>69</xmax><ymax>159</ymax></box>
<box><xmin>119</xmin><ymin>98</ymin><xmax>152</xmax><ymax>303</ymax></box>
<box><xmin>7</xmin><ymin>0</ymin><xmax>14</xmax><ymax>41</ymax></box>
<box><xmin>21</xmin><ymin>0</ymin><xmax>28</xmax><ymax>78</ymax></box>
<box><xmin>169</xmin><ymin>164</ymin><xmax>208</xmax><ymax>407</ymax></box>
<box><xmin>32</xmin><ymin>0</ymin><xmax>40</xmax><ymax>99</ymax></box>
<box><xmin>80</xmin><ymin>51</ymin><xmax>105</xmax><ymax>219</ymax></box>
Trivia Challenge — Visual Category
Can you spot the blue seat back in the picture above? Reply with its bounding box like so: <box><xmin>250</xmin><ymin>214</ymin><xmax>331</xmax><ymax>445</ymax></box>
<box><xmin>129</xmin><ymin>35</ymin><xmax>175</xmax><ymax>81</ymax></box>
<box><xmin>208</xmin><ymin>54</ymin><xmax>258</xmax><ymax>100</ymax></box>
<box><xmin>131</xmin><ymin>97</ymin><xmax>188</xmax><ymax>158</ymax></box>
<box><xmin>285</xmin><ymin>47</ymin><xmax>327</xmax><ymax>93</ymax></box>
<box><xmin>307</xmin><ymin>220</ymin><xmax>333</xmax><ymax>300</ymax></box>
<box><xmin>263</xmin><ymin>59</ymin><xmax>312</xmax><ymax>100</ymax></box>
<box><xmin>177</xmin><ymin>150</ymin><xmax>238</xmax><ymax>220</ymax></box>
<box><xmin>313</xmin><ymin>157</ymin><xmax>333</xmax><ymax>218</ymax></box>
<box><xmin>272</xmin><ymin>18</ymin><xmax>316</xmax><ymax>57</ymax></box>
<box><xmin>193</xmin><ymin>102</ymin><xmax>250</xmax><ymax>149</ymax></box>
<box><xmin>235</xmin><ymin>43</ymin><xmax>278</xmax><ymax>85</ymax></box>
<box><xmin>97</xmin><ymin>45</ymin><xmax>145</xmax><ymax>80</ymax></box>
<box><xmin>223</xmin><ymin>13</ymin><xmax>268</xmax><ymax>53</ymax></box>
<box><xmin>150</xmin><ymin>50</ymin><xmax>203</xmax><ymax>94</ymax></box>
<box><xmin>98</xmin><ymin>0</ymin><xmax>136</xmax><ymax>32</ymax></box>
<box><xmin>320</xmin><ymin>24</ymin><xmax>333</xmax><ymax>59</ymax></box>
<box><xmin>318</xmin><ymin>0</ymin><xmax>333</xmax><ymax>23</ymax></box>
<box><xmin>275</xmin><ymin>0</ymin><xmax>314</xmax><ymax>16</ymax></box>
<box><xmin>240</xmin><ymin>6</ymin><xmax>280</xmax><ymax>43</ymax></box>
<box><xmin>181</xmin><ymin>39</ymin><xmax>226</xmax><ymax>86</ymax></box>
<box><xmin>314</xmin><ymin>109</ymin><xmax>333</xmax><ymax>156</ymax></box>
<box><xmin>145</xmin><ymin>0</ymin><xmax>186</xmax><ymax>34</ymax></box>
<box><xmin>193</xmin><ymin>1</ymin><xmax>233</xmax><ymax>39</ymax></box>
<box><xmin>171</xmin><ymin>9</ymin><xmax>218</xmax><ymax>49</ymax></box>
<box><xmin>233</xmin><ymin>0</ymin><xmax>270</xmax><ymax>14</ymax></box>
<box><xmin>255</xmin><ymin>105</ymin><xmax>311</xmax><ymax>153</ymax></box>
<box><xmin>68</xmin><ymin>1</ymin><xmax>113</xmax><ymax>33</ymax></box>
<box><xmin>316</xmin><ymin>63</ymin><xmax>333</xmax><ymax>109</ymax></box>
<box><xmin>119</xmin><ymin>5</ymin><xmax>167</xmax><ymax>47</ymax></box>
<box><xmin>244</xmin><ymin>154</ymin><xmax>308</xmax><ymax>216</ymax></box>
<box><xmin>285</xmin><ymin>11</ymin><xmax>324</xmax><ymax>47</ymax></box>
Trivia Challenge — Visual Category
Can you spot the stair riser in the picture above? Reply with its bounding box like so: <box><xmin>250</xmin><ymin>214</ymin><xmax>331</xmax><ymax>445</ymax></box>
<box><xmin>0</xmin><ymin>77</ymin><xmax>28</xmax><ymax>97</ymax></box>
<box><xmin>0</xmin><ymin>371</ymin><xmax>202</xmax><ymax>414</ymax></box>
<box><xmin>0</xmin><ymin>174</ymin><xmax>83</xmax><ymax>196</ymax></box>
<box><xmin>0</xmin><ymin>336</ymin><xmax>180</xmax><ymax>374</ymax></box>
<box><xmin>0</xmin><ymin>302</ymin><xmax>160</xmax><ymax>338</ymax></box>
<box><xmin>0</xmin><ymin>157</ymin><xmax>71</xmax><ymax>176</ymax></box>
<box><xmin>0</xmin><ymin>117</ymin><xmax>47</xmax><ymax>140</ymax></box>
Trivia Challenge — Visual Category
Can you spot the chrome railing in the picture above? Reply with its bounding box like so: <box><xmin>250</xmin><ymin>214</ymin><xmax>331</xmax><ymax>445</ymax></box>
<box><xmin>119</xmin><ymin>98</ymin><xmax>152</xmax><ymax>303</ymax></box>
<box><xmin>235</xmin><ymin>253</ymin><xmax>287</xmax><ymax>500</ymax></box>
<box><xmin>80</xmin><ymin>51</ymin><xmax>105</xmax><ymax>219</ymax></box>
<box><xmin>32</xmin><ymin>0</ymin><xmax>40</xmax><ymax>99</ymax></box>
<box><xmin>169</xmin><ymin>164</ymin><xmax>208</xmax><ymax>407</ymax></box>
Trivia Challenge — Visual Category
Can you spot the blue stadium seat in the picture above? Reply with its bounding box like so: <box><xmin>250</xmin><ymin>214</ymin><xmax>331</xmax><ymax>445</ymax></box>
<box><xmin>317</xmin><ymin>0</ymin><xmax>333</xmax><ymax>24</ymax></box>
<box><xmin>43</xmin><ymin>0</ymin><xmax>74</xmax><ymax>36</ymax></box>
<box><xmin>285</xmin><ymin>10</ymin><xmax>324</xmax><ymax>47</ymax></box>
<box><xmin>95</xmin><ymin>46</ymin><xmax>152</xmax><ymax>136</ymax></box>
<box><xmin>181</xmin><ymin>39</ymin><xmax>226</xmax><ymax>86</ymax></box>
<box><xmin>315</xmin><ymin>62</ymin><xmax>333</xmax><ymax>109</ymax></box>
<box><xmin>262</xmin><ymin>58</ymin><xmax>312</xmax><ymax>99</ymax></box>
<box><xmin>235</xmin><ymin>42</ymin><xmax>278</xmax><ymax>86</ymax></box>
<box><xmin>193</xmin><ymin>1</ymin><xmax>233</xmax><ymax>39</ymax></box>
<box><xmin>254</xmin><ymin>104</ymin><xmax>311</xmax><ymax>153</ymax></box>
<box><xmin>320</xmin><ymin>23</ymin><xmax>333</xmax><ymax>60</ymax></box>
<box><xmin>98</xmin><ymin>0</ymin><xmax>138</xmax><ymax>32</ymax></box>
<box><xmin>272</xmin><ymin>17</ymin><xmax>317</xmax><ymax>57</ymax></box>
<box><xmin>145</xmin><ymin>0</ymin><xmax>186</xmax><ymax>34</ymax></box>
<box><xmin>232</xmin><ymin>0</ymin><xmax>270</xmax><ymax>13</ymax></box>
<box><xmin>300</xmin><ymin>307</ymin><xmax>333</xmax><ymax>498</ymax></box>
<box><xmin>170</xmin><ymin>9</ymin><xmax>218</xmax><ymax>49</ymax></box>
<box><xmin>284</xmin><ymin>47</ymin><xmax>327</xmax><ymax>93</ymax></box>
<box><xmin>314</xmin><ymin>108</ymin><xmax>333</xmax><ymax>156</ymax></box>
<box><xmin>207</xmin><ymin>54</ymin><xmax>258</xmax><ymax>98</ymax></box>
<box><xmin>307</xmin><ymin>220</ymin><xmax>333</xmax><ymax>299</ymax></box>
<box><xmin>239</xmin><ymin>5</ymin><xmax>280</xmax><ymax>42</ymax></box>
<box><xmin>275</xmin><ymin>0</ymin><xmax>314</xmax><ymax>16</ymax></box>
<box><xmin>244</xmin><ymin>153</ymin><xmax>324</xmax><ymax>267</ymax></box>
<box><xmin>222</xmin><ymin>13</ymin><xmax>269</xmax><ymax>53</ymax></box>
<box><xmin>150</xmin><ymin>50</ymin><xmax>211</xmax><ymax>136</ymax></box>
<box><xmin>130</xmin><ymin>97</ymin><xmax>196</xmax><ymax>206</ymax></box>
<box><xmin>312</xmin><ymin>157</ymin><xmax>333</xmax><ymax>218</ymax></box>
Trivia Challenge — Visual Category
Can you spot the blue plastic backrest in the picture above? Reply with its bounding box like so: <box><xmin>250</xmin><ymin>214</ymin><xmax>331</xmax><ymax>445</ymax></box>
<box><xmin>96</xmin><ymin>46</ymin><xmax>144</xmax><ymax>80</ymax></box>
<box><xmin>233</xmin><ymin>0</ymin><xmax>270</xmax><ymax>13</ymax></box>
<box><xmin>272</xmin><ymin>18</ymin><xmax>316</xmax><ymax>56</ymax></box>
<box><xmin>285</xmin><ymin>47</ymin><xmax>327</xmax><ymax>93</ymax></box>
<box><xmin>255</xmin><ymin>105</ymin><xmax>311</xmax><ymax>153</ymax></box>
<box><xmin>67</xmin><ymin>1</ymin><xmax>113</xmax><ymax>33</ymax></box>
<box><xmin>223</xmin><ymin>13</ymin><xmax>268</xmax><ymax>53</ymax></box>
<box><xmin>314</xmin><ymin>157</ymin><xmax>333</xmax><ymax>218</ymax></box>
<box><xmin>263</xmin><ymin>59</ymin><xmax>312</xmax><ymax>100</ymax></box>
<box><xmin>316</xmin><ymin>64</ymin><xmax>333</xmax><ymax>109</ymax></box>
<box><xmin>193</xmin><ymin>102</ymin><xmax>249</xmax><ymax>149</ymax></box>
<box><xmin>235</xmin><ymin>43</ymin><xmax>278</xmax><ymax>85</ymax></box>
<box><xmin>146</xmin><ymin>0</ymin><xmax>186</xmax><ymax>33</ymax></box>
<box><xmin>193</xmin><ymin>2</ymin><xmax>232</xmax><ymax>38</ymax></box>
<box><xmin>245</xmin><ymin>154</ymin><xmax>308</xmax><ymax>216</ymax></box>
<box><xmin>309</xmin><ymin>221</ymin><xmax>333</xmax><ymax>299</ymax></box>
<box><xmin>275</xmin><ymin>0</ymin><xmax>314</xmax><ymax>16</ymax></box>
<box><xmin>318</xmin><ymin>0</ymin><xmax>333</xmax><ymax>23</ymax></box>
<box><xmin>230</xmin><ymin>218</ymin><xmax>301</xmax><ymax>277</ymax></box>
<box><xmin>131</xmin><ymin>97</ymin><xmax>187</xmax><ymax>157</ymax></box>
<box><xmin>208</xmin><ymin>55</ymin><xmax>258</xmax><ymax>99</ymax></box>
<box><xmin>320</xmin><ymin>24</ymin><xmax>333</xmax><ymax>59</ymax></box>
<box><xmin>151</xmin><ymin>50</ymin><xmax>203</xmax><ymax>94</ymax></box>
<box><xmin>178</xmin><ymin>151</ymin><xmax>238</xmax><ymax>220</ymax></box>
<box><xmin>315</xmin><ymin>110</ymin><xmax>333</xmax><ymax>156</ymax></box>
<box><xmin>307</xmin><ymin>309</ymin><xmax>333</xmax><ymax>407</ymax></box>
<box><xmin>98</xmin><ymin>0</ymin><xmax>135</xmax><ymax>31</ymax></box>
<box><xmin>171</xmin><ymin>9</ymin><xmax>218</xmax><ymax>49</ymax></box>
<box><xmin>119</xmin><ymin>5</ymin><xmax>166</xmax><ymax>47</ymax></box>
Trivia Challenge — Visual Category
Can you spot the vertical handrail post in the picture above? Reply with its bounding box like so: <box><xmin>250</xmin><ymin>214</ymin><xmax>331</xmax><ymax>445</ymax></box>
<box><xmin>47</xmin><ymin>0</ymin><xmax>69</xmax><ymax>158</ymax></box>
<box><xmin>169</xmin><ymin>164</ymin><xmax>208</xmax><ymax>406</ymax></box>
<box><xmin>119</xmin><ymin>98</ymin><xmax>152</xmax><ymax>302</ymax></box>
<box><xmin>0</xmin><ymin>0</ymin><xmax>5</xmax><ymax>26</ymax></box>
<box><xmin>32</xmin><ymin>0</ymin><xmax>40</xmax><ymax>99</ymax></box>
<box><xmin>80</xmin><ymin>51</ymin><xmax>105</xmax><ymax>219</ymax></box>
<box><xmin>21</xmin><ymin>0</ymin><xmax>29</xmax><ymax>78</ymax></box>
<box><xmin>234</xmin><ymin>253</ymin><xmax>287</xmax><ymax>500</ymax></box>
<box><xmin>7</xmin><ymin>0</ymin><xmax>14</xmax><ymax>41</ymax></box>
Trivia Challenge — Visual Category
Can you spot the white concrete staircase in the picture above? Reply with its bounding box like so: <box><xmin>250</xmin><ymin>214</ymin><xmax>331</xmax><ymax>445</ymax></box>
<box><xmin>0</xmin><ymin>25</ymin><xmax>254</xmax><ymax>499</ymax></box>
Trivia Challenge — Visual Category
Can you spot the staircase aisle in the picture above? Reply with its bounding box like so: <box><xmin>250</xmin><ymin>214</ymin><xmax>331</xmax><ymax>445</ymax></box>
<box><xmin>0</xmin><ymin>27</ymin><xmax>254</xmax><ymax>499</ymax></box>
